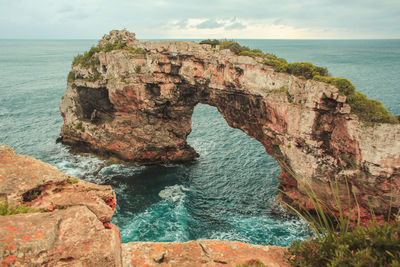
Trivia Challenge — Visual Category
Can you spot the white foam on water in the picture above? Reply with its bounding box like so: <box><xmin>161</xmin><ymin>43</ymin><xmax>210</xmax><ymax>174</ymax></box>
<box><xmin>159</xmin><ymin>185</ymin><xmax>189</xmax><ymax>203</ymax></box>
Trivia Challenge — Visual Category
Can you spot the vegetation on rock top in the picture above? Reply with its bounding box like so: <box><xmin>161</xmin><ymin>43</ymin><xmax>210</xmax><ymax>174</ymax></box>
<box><xmin>288</xmin><ymin>221</ymin><xmax>400</xmax><ymax>267</ymax></box>
<box><xmin>200</xmin><ymin>39</ymin><xmax>397</xmax><ymax>124</ymax></box>
<box><xmin>71</xmin><ymin>36</ymin><xmax>147</xmax><ymax>82</ymax></box>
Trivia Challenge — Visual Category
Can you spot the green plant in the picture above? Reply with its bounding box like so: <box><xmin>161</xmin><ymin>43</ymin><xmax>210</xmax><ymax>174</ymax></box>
<box><xmin>287</xmin><ymin>62</ymin><xmax>328</xmax><ymax>80</ymax></box>
<box><xmin>237</xmin><ymin>259</ymin><xmax>266</xmax><ymax>267</ymax></box>
<box><xmin>66</xmin><ymin>177</ymin><xmax>79</xmax><ymax>184</ymax></box>
<box><xmin>288</xmin><ymin>222</ymin><xmax>400</xmax><ymax>267</ymax></box>
<box><xmin>280</xmin><ymin>162</ymin><xmax>400</xmax><ymax>266</ymax></box>
<box><xmin>52</xmin><ymin>188</ymin><xmax>63</xmax><ymax>193</ymax></box>
<box><xmin>75</xmin><ymin>122</ymin><xmax>84</xmax><ymax>132</ymax></box>
<box><xmin>135</xmin><ymin>65</ymin><xmax>141</xmax><ymax>73</ymax></box>
<box><xmin>0</xmin><ymin>202</ymin><xmax>43</xmax><ymax>216</ymax></box>
<box><xmin>201</xmin><ymin>39</ymin><xmax>396</xmax><ymax>124</ymax></box>
<box><xmin>313</xmin><ymin>75</ymin><xmax>355</xmax><ymax>96</ymax></box>
<box><xmin>67</xmin><ymin>71</ymin><xmax>75</xmax><ymax>83</ymax></box>
<box><xmin>347</xmin><ymin>92</ymin><xmax>392</xmax><ymax>123</ymax></box>
<box><xmin>199</xmin><ymin>39</ymin><xmax>220</xmax><ymax>47</ymax></box>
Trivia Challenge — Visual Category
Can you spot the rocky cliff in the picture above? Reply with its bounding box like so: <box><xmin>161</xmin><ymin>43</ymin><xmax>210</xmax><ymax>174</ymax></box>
<box><xmin>0</xmin><ymin>146</ymin><xmax>121</xmax><ymax>266</ymax></box>
<box><xmin>60</xmin><ymin>30</ymin><xmax>400</xmax><ymax>223</ymax></box>
<box><xmin>0</xmin><ymin>146</ymin><xmax>288</xmax><ymax>266</ymax></box>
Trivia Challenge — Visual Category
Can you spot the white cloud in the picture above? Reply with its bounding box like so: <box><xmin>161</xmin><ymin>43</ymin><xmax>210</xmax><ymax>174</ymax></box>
<box><xmin>161</xmin><ymin>18</ymin><xmax>317</xmax><ymax>39</ymax></box>
<box><xmin>0</xmin><ymin>0</ymin><xmax>399</xmax><ymax>38</ymax></box>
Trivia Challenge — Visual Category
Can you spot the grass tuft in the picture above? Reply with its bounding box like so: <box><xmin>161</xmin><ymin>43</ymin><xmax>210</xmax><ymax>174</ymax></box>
<box><xmin>66</xmin><ymin>177</ymin><xmax>79</xmax><ymax>184</ymax></box>
<box><xmin>278</xmin><ymin>161</ymin><xmax>400</xmax><ymax>266</ymax></box>
<box><xmin>0</xmin><ymin>202</ymin><xmax>43</xmax><ymax>216</ymax></box>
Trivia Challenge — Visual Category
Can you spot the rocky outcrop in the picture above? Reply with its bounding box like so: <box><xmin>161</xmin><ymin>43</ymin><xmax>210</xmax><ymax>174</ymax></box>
<box><xmin>60</xmin><ymin>30</ymin><xmax>400</xmax><ymax>223</ymax></box>
<box><xmin>122</xmin><ymin>240</ymin><xmax>289</xmax><ymax>267</ymax></box>
<box><xmin>0</xmin><ymin>146</ymin><xmax>121</xmax><ymax>266</ymax></box>
<box><xmin>0</xmin><ymin>146</ymin><xmax>289</xmax><ymax>266</ymax></box>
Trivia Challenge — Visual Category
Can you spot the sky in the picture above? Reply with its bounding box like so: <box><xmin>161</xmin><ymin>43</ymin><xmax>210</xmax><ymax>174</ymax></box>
<box><xmin>0</xmin><ymin>0</ymin><xmax>399</xmax><ymax>39</ymax></box>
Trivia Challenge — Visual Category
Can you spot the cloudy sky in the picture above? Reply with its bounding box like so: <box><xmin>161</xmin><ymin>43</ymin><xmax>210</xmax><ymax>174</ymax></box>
<box><xmin>1</xmin><ymin>0</ymin><xmax>399</xmax><ymax>39</ymax></box>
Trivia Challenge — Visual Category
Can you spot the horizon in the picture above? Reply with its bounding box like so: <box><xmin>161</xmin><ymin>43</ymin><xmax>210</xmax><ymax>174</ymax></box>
<box><xmin>1</xmin><ymin>1</ymin><xmax>399</xmax><ymax>40</ymax></box>
<box><xmin>1</xmin><ymin>37</ymin><xmax>400</xmax><ymax>41</ymax></box>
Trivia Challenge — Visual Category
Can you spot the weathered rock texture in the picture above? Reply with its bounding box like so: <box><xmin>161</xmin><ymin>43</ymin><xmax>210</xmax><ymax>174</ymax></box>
<box><xmin>122</xmin><ymin>240</ymin><xmax>289</xmax><ymax>267</ymax></box>
<box><xmin>0</xmin><ymin>146</ymin><xmax>289</xmax><ymax>266</ymax></box>
<box><xmin>0</xmin><ymin>146</ymin><xmax>121</xmax><ymax>266</ymax></box>
<box><xmin>60</xmin><ymin>30</ymin><xmax>400</xmax><ymax>223</ymax></box>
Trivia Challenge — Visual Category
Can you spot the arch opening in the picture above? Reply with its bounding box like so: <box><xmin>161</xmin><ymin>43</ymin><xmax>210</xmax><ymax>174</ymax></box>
<box><xmin>109</xmin><ymin>103</ymin><xmax>311</xmax><ymax>245</ymax></box>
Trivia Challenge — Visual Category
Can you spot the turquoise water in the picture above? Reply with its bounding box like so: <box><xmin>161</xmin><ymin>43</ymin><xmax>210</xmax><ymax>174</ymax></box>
<box><xmin>0</xmin><ymin>39</ymin><xmax>399</xmax><ymax>245</ymax></box>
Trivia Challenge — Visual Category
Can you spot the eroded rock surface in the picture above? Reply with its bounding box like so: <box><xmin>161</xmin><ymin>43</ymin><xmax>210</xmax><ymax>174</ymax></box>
<box><xmin>0</xmin><ymin>146</ymin><xmax>291</xmax><ymax>266</ymax></box>
<box><xmin>0</xmin><ymin>146</ymin><xmax>121</xmax><ymax>266</ymax></box>
<box><xmin>122</xmin><ymin>240</ymin><xmax>289</xmax><ymax>267</ymax></box>
<box><xmin>60</xmin><ymin>30</ymin><xmax>400</xmax><ymax>223</ymax></box>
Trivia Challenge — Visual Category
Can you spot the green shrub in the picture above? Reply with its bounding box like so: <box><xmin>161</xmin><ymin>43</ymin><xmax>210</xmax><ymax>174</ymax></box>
<box><xmin>220</xmin><ymin>40</ymin><xmax>243</xmax><ymax>54</ymax></box>
<box><xmin>75</xmin><ymin>122</ymin><xmax>84</xmax><ymax>132</ymax></box>
<box><xmin>103</xmin><ymin>40</ymin><xmax>127</xmax><ymax>52</ymax></box>
<box><xmin>52</xmin><ymin>188</ymin><xmax>63</xmax><ymax>193</ymax></box>
<box><xmin>127</xmin><ymin>47</ymin><xmax>147</xmax><ymax>55</ymax></box>
<box><xmin>72</xmin><ymin>46</ymin><xmax>100</xmax><ymax>68</ymax></box>
<box><xmin>66</xmin><ymin>177</ymin><xmax>79</xmax><ymax>184</ymax></box>
<box><xmin>0</xmin><ymin>202</ymin><xmax>42</xmax><ymax>216</ymax></box>
<box><xmin>135</xmin><ymin>65</ymin><xmax>141</xmax><ymax>73</ymax></box>
<box><xmin>237</xmin><ymin>259</ymin><xmax>266</xmax><ymax>267</ymax></box>
<box><xmin>67</xmin><ymin>71</ymin><xmax>75</xmax><ymax>83</ymax></box>
<box><xmin>199</xmin><ymin>39</ymin><xmax>220</xmax><ymax>47</ymax></box>
<box><xmin>313</xmin><ymin>75</ymin><xmax>355</xmax><ymax>96</ymax></box>
<box><xmin>287</xmin><ymin>62</ymin><xmax>328</xmax><ymax>80</ymax></box>
<box><xmin>280</xmin><ymin>162</ymin><xmax>400</xmax><ymax>267</ymax></box>
<box><xmin>288</xmin><ymin>222</ymin><xmax>400</xmax><ymax>267</ymax></box>
<box><xmin>71</xmin><ymin>39</ymin><xmax>148</xmax><ymax>83</ymax></box>
<box><xmin>347</xmin><ymin>92</ymin><xmax>392</xmax><ymax>123</ymax></box>
<box><xmin>262</xmin><ymin>57</ymin><xmax>289</xmax><ymax>72</ymax></box>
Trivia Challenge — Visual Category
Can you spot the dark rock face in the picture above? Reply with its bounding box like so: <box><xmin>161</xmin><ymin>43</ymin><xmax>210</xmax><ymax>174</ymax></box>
<box><xmin>60</xmin><ymin>30</ymin><xmax>400</xmax><ymax>223</ymax></box>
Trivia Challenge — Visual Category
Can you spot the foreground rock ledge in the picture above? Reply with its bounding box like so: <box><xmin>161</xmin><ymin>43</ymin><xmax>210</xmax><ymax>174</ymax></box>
<box><xmin>0</xmin><ymin>146</ymin><xmax>121</xmax><ymax>266</ymax></box>
<box><xmin>122</xmin><ymin>240</ymin><xmax>289</xmax><ymax>267</ymax></box>
<box><xmin>60</xmin><ymin>30</ymin><xmax>400</xmax><ymax>223</ymax></box>
<box><xmin>0</xmin><ymin>146</ymin><xmax>289</xmax><ymax>266</ymax></box>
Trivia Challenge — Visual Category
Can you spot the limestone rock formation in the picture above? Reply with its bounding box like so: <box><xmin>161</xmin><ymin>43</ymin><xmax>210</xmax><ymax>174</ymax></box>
<box><xmin>0</xmin><ymin>146</ymin><xmax>121</xmax><ymax>266</ymax></box>
<box><xmin>0</xmin><ymin>146</ymin><xmax>290</xmax><ymax>266</ymax></box>
<box><xmin>122</xmin><ymin>240</ymin><xmax>289</xmax><ymax>267</ymax></box>
<box><xmin>60</xmin><ymin>30</ymin><xmax>400</xmax><ymax>223</ymax></box>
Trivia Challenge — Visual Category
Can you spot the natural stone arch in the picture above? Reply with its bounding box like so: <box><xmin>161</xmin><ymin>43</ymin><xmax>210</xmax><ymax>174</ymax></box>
<box><xmin>60</xmin><ymin>30</ymin><xmax>400</xmax><ymax>223</ymax></box>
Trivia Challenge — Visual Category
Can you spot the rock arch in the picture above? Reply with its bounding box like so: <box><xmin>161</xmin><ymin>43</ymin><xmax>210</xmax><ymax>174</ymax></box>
<box><xmin>60</xmin><ymin>30</ymin><xmax>400</xmax><ymax>223</ymax></box>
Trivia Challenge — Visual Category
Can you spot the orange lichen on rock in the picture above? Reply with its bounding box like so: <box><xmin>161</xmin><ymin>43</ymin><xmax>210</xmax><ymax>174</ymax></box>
<box><xmin>122</xmin><ymin>240</ymin><xmax>290</xmax><ymax>267</ymax></box>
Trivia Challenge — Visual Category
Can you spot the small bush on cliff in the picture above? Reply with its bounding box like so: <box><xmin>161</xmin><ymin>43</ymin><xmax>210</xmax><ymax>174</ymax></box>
<box><xmin>75</xmin><ymin>122</ymin><xmax>84</xmax><ymax>132</ymax></box>
<box><xmin>199</xmin><ymin>39</ymin><xmax>397</xmax><ymax>124</ymax></box>
<box><xmin>287</xmin><ymin>62</ymin><xmax>328</xmax><ymax>80</ymax></box>
<box><xmin>66</xmin><ymin>177</ymin><xmax>79</xmax><ymax>184</ymax></box>
<box><xmin>280</xmin><ymin>163</ymin><xmax>400</xmax><ymax>267</ymax></box>
<box><xmin>73</xmin><ymin>46</ymin><xmax>100</xmax><ymax>69</ymax></box>
<box><xmin>199</xmin><ymin>39</ymin><xmax>220</xmax><ymax>47</ymax></box>
<box><xmin>0</xmin><ymin>202</ymin><xmax>43</xmax><ymax>216</ymax></box>
<box><xmin>67</xmin><ymin>71</ymin><xmax>75</xmax><ymax>83</ymax></box>
<box><xmin>313</xmin><ymin>75</ymin><xmax>356</xmax><ymax>96</ymax></box>
<box><xmin>288</xmin><ymin>222</ymin><xmax>400</xmax><ymax>267</ymax></box>
<box><xmin>347</xmin><ymin>92</ymin><xmax>393</xmax><ymax>123</ymax></box>
<box><xmin>237</xmin><ymin>259</ymin><xmax>266</xmax><ymax>267</ymax></box>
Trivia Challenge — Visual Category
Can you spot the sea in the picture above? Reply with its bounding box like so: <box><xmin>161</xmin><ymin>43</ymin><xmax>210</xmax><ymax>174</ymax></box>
<box><xmin>0</xmin><ymin>39</ymin><xmax>399</xmax><ymax>246</ymax></box>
